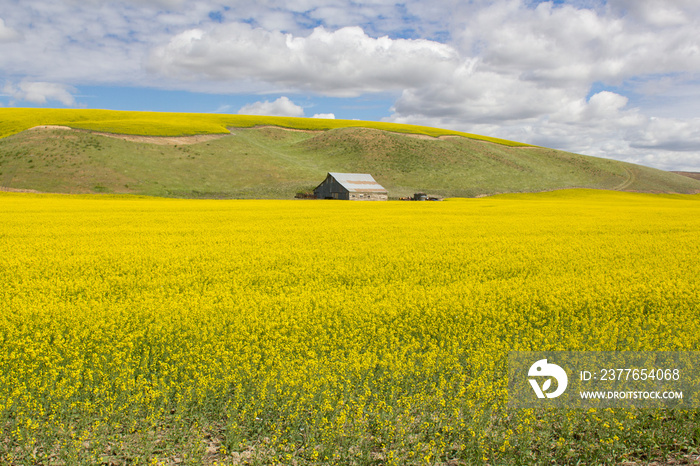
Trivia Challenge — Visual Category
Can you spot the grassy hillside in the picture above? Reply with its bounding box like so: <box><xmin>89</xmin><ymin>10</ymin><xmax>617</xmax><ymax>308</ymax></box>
<box><xmin>1</xmin><ymin>108</ymin><xmax>699</xmax><ymax>198</ymax></box>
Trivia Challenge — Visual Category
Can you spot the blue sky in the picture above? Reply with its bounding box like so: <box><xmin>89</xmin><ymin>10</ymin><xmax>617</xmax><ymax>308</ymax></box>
<box><xmin>67</xmin><ymin>86</ymin><xmax>396</xmax><ymax>121</ymax></box>
<box><xmin>1</xmin><ymin>0</ymin><xmax>700</xmax><ymax>171</ymax></box>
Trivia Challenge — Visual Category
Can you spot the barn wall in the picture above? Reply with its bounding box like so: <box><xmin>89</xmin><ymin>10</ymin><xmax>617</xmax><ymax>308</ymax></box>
<box><xmin>313</xmin><ymin>179</ymin><xmax>328</xmax><ymax>199</ymax></box>
<box><xmin>314</xmin><ymin>174</ymin><xmax>387</xmax><ymax>200</ymax></box>
<box><xmin>314</xmin><ymin>176</ymin><xmax>350</xmax><ymax>199</ymax></box>
<box><xmin>350</xmin><ymin>193</ymin><xmax>388</xmax><ymax>201</ymax></box>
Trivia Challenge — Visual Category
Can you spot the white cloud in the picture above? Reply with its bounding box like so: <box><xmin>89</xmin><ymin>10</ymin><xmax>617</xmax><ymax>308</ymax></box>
<box><xmin>312</xmin><ymin>113</ymin><xmax>335</xmax><ymax>119</ymax></box>
<box><xmin>455</xmin><ymin>1</ymin><xmax>700</xmax><ymax>86</ymax></box>
<box><xmin>149</xmin><ymin>24</ymin><xmax>459</xmax><ymax>97</ymax></box>
<box><xmin>238</xmin><ymin>96</ymin><xmax>304</xmax><ymax>117</ymax></box>
<box><xmin>0</xmin><ymin>18</ymin><xmax>21</xmax><ymax>42</ymax></box>
<box><xmin>629</xmin><ymin>117</ymin><xmax>700</xmax><ymax>152</ymax></box>
<box><xmin>3</xmin><ymin>81</ymin><xmax>77</xmax><ymax>105</ymax></box>
<box><xmin>608</xmin><ymin>0</ymin><xmax>700</xmax><ymax>27</ymax></box>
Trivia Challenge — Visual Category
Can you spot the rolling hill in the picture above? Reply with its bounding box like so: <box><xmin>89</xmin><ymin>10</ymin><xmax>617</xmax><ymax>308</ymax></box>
<box><xmin>1</xmin><ymin>108</ymin><xmax>699</xmax><ymax>198</ymax></box>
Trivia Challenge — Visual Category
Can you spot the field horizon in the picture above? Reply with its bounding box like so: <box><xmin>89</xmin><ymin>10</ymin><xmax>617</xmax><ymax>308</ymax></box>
<box><xmin>1</xmin><ymin>108</ymin><xmax>699</xmax><ymax>199</ymax></box>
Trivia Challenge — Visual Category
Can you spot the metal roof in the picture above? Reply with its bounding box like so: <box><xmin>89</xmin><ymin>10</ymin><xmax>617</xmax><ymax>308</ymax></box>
<box><xmin>328</xmin><ymin>172</ymin><xmax>387</xmax><ymax>193</ymax></box>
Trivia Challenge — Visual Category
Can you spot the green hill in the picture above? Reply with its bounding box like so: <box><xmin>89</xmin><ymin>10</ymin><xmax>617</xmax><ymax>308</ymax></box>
<box><xmin>1</xmin><ymin>108</ymin><xmax>699</xmax><ymax>198</ymax></box>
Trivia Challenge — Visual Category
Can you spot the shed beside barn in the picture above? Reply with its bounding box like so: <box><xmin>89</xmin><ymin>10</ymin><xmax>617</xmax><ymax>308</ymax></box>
<box><xmin>313</xmin><ymin>172</ymin><xmax>388</xmax><ymax>201</ymax></box>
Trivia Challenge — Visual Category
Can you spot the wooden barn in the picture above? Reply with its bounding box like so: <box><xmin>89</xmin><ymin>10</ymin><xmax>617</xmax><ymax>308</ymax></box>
<box><xmin>313</xmin><ymin>172</ymin><xmax>388</xmax><ymax>201</ymax></box>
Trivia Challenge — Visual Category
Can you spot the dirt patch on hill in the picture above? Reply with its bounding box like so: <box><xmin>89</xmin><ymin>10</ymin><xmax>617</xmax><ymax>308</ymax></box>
<box><xmin>242</xmin><ymin>125</ymin><xmax>321</xmax><ymax>133</ymax></box>
<box><xmin>393</xmin><ymin>132</ymin><xmax>467</xmax><ymax>140</ymax></box>
<box><xmin>90</xmin><ymin>132</ymin><xmax>228</xmax><ymax>145</ymax></box>
<box><xmin>29</xmin><ymin>125</ymin><xmax>72</xmax><ymax>131</ymax></box>
<box><xmin>0</xmin><ymin>186</ymin><xmax>41</xmax><ymax>193</ymax></box>
<box><xmin>28</xmin><ymin>126</ymin><xmax>229</xmax><ymax>146</ymax></box>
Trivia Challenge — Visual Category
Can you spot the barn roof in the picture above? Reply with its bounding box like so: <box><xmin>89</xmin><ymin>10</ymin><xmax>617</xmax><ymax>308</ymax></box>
<box><xmin>327</xmin><ymin>172</ymin><xmax>387</xmax><ymax>193</ymax></box>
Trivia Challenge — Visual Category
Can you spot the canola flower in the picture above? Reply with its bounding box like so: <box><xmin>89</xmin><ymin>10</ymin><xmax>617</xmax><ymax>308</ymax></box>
<box><xmin>0</xmin><ymin>189</ymin><xmax>699</xmax><ymax>464</ymax></box>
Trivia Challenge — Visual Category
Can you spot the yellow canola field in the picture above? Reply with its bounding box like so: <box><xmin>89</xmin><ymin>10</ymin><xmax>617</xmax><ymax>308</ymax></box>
<box><xmin>1</xmin><ymin>190</ymin><xmax>699</xmax><ymax>464</ymax></box>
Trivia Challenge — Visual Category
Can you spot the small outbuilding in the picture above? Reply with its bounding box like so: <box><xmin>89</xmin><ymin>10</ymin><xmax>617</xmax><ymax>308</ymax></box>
<box><xmin>313</xmin><ymin>172</ymin><xmax>388</xmax><ymax>201</ymax></box>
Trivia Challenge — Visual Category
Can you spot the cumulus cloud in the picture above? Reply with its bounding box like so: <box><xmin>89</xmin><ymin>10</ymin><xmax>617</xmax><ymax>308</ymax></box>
<box><xmin>312</xmin><ymin>113</ymin><xmax>335</xmax><ymax>119</ymax></box>
<box><xmin>237</xmin><ymin>96</ymin><xmax>304</xmax><ymax>117</ymax></box>
<box><xmin>455</xmin><ymin>1</ymin><xmax>700</xmax><ymax>86</ymax></box>
<box><xmin>3</xmin><ymin>81</ymin><xmax>77</xmax><ymax>106</ymax></box>
<box><xmin>629</xmin><ymin>117</ymin><xmax>700</xmax><ymax>152</ymax></box>
<box><xmin>149</xmin><ymin>24</ymin><xmax>459</xmax><ymax>97</ymax></box>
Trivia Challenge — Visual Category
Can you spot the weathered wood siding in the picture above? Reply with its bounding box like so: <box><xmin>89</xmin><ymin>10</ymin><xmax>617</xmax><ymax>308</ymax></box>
<box><xmin>349</xmin><ymin>192</ymin><xmax>389</xmax><ymax>201</ymax></box>
<box><xmin>314</xmin><ymin>175</ymin><xmax>350</xmax><ymax>200</ymax></box>
<box><xmin>313</xmin><ymin>173</ymin><xmax>388</xmax><ymax>201</ymax></box>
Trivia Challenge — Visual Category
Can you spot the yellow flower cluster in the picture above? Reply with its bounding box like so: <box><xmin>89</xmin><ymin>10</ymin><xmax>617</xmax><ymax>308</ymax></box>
<box><xmin>1</xmin><ymin>189</ymin><xmax>698</xmax><ymax>464</ymax></box>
